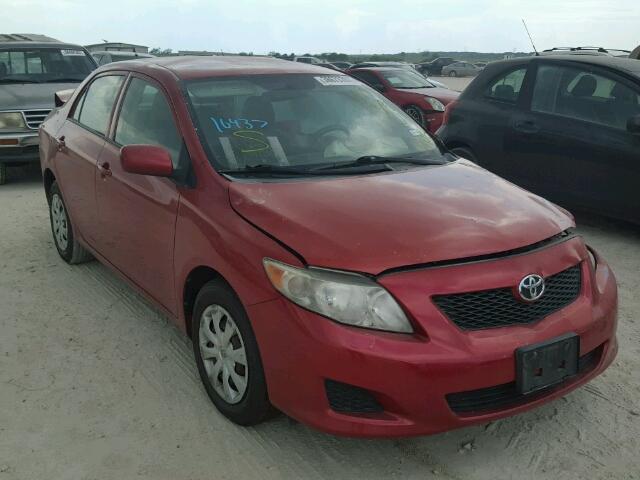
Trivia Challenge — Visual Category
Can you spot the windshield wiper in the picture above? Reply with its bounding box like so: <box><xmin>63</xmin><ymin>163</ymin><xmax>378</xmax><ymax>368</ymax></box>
<box><xmin>311</xmin><ymin>155</ymin><xmax>447</xmax><ymax>172</ymax></box>
<box><xmin>0</xmin><ymin>78</ymin><xmax>41</xmax><ymax>84</ymax></box>
<box><xmin>219</xmin><ymin>162</ymin><xmax>394</xmax><ymax>177</ymax></box>
<box><xmin>42</xmin><ymin>77</ymin><xmax>83</xmax><ymax>83</ymax></box>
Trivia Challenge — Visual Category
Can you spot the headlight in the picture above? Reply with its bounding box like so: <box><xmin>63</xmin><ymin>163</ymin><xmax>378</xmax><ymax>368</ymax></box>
<box><xmin>263</xmin><ymin>259</ymin><xmax>413</xmax><ymax>333</ymax></box>
<box><xmin>424</xmin><ymin>97</ymin><xmax>445</xmax><ymax>112</ymax></box>
<box><xmin>0</xmin><ymin>112</ymin><xmax>27</xmax><ymax>130</ymax></box>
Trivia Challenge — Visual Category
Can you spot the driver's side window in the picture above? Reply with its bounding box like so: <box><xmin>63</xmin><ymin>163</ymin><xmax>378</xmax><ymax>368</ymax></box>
<box><xmin>351</xmin><ymin>71</ymin><xmax>384</xmax><ymax>90</ymax></box>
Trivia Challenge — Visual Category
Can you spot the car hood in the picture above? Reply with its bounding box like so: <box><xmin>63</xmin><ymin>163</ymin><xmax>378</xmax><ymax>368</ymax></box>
<box><xmin>228</xmin><ymin>160</ymin><xmax>574</xmax><ymax>275</ymax></box>
<box><xmin>405</xmin><ymin>87</ymin><xmax>459</xmax><ymax>104</ymax></box>
<box><xmin>0</xmin><ymin>82</ymin><xmax>79</xmax><ymax>111</ymax></box>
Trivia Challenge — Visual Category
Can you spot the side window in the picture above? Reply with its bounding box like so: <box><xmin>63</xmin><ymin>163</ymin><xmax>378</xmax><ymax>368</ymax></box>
<box><xmin>72</xmin><ymin>75</ymin><xmax>124</xmax><ymax>135</ymax></box>
<box><xmin>485</xmin><ymin>68</ymin><xmax>527</xmax><ymax>103</ymax></box>
<box><xmin>115</xmin><ymin>78</ymin><xmax>182</xmax><ymax>167</ymax></box>
<box><xmin>531</xmin><ymin>64</ymin><xmax>640</xmax><ymax>130</ymax></box>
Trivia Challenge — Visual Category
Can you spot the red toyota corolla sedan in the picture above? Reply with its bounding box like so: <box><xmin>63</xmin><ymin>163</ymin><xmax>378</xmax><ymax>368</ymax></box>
<box><xmin>347</xmin><ymin>66</ymin><xmax>459</xmax><ymax>133</ymax></box>
<box><xmin>39</xmin><ymin>56</ymin><xmax>617</xmax><ymax>437</ymax></box>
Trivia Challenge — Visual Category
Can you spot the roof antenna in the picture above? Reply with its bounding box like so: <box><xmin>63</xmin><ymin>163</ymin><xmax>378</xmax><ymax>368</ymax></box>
<box><xmin>522</xmin><ymin>19</ymin><xmax>539</xmax><ymax>56</ymax></box>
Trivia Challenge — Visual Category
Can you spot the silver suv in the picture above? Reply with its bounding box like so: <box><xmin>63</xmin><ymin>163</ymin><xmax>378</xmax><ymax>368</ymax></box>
<box><xmin>0</xmin><ymin>34</ymin><xmax>96</xmax><ymax>184</ymax></box>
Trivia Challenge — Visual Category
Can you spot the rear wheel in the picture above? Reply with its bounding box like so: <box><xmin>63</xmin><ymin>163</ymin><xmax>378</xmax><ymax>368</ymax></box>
<box><xmin>192</xmin><ymin>280</ymin><xmax>272</xmax><ymax>426</ymax></box>
<box><xmin>449</xmin><ymin>70</ymin><xmax>457</xmax><ymax>77</ymax></box>
<box><xmin>403</xmin><ymin>105</ymin><xmax>425</xmax><ymax>128</ymax></box>
<box><xmin>450</xmin><ymin>146</ymin><xmax>478</xmax><ymax>163</ymax></box>
<box><xmin>48</xmin><ymin>182</ymin><xmax>93</xmax><ymax>264</ymax></box>
<box><xmin>0</xmin><ymin>164</ymin><xmax>7</xmax><ymax>185</ymax></box>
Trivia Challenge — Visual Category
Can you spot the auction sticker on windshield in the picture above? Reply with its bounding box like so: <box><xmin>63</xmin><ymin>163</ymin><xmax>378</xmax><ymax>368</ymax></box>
<box><xmin>315</xmin><ymin>75</ymin><xmax>362</xmax><ymax>86</ymax></box>
<box><xmin>61</xmin><ymin>49</ymin><xmax>86</xmax><ymax>56</ymax></box>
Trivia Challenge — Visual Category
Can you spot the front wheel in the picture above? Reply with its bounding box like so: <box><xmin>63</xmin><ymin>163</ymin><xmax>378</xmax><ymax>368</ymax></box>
<box><xmin>403</xmin><ymin>105</ymin><xmax>425</xmax><ymax>128</ymax></box>
<box><xmin>192</xmin><ymin>280</ymin><xmax>272</xmax><ymax>426</ymax></box>
<box><xmin>449</xmin><ymin>70</ymin><xmax>457</xmax><ymax>77</ymax></box>
<box><xmin>48</xmin><ymin>182</ymin><xmax>93</xmax><ymax>264</ymax></box>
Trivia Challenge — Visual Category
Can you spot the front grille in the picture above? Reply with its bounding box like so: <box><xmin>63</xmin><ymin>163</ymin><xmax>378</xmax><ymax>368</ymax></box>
<box><xmin>325</xmin><ymin>379</ymin><xmax>383</xmax><ymax>414</ymax></box>
<box><xmin>23</xmin><ymin>110</ymin><xmax>51</xmax><ymax>130</ymax></box>
<box><xmin>446</xmin><ymin>344</ymin><xmax>603</xmax><ymax>415</ymax></box>
<box><xmin>433</xmin><ymin>264</ymin><xmax>582</xmax><ymax>330</ymax></box>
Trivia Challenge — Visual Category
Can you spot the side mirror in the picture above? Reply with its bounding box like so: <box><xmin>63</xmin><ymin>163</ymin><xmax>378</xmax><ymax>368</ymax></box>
<box><xmin>54</xmin><ymin>89</ymin><xmax>75</xmax><ymax>107</ymax></box>
<box><xmin>121</xmin><ymin>145</ymin><xmax>173</xmax><ymax>177</ymax></box>
<box><xmin>627</xmin><ymin>115</ymin><xmax>640</xmax><ymax>135</ymax></box>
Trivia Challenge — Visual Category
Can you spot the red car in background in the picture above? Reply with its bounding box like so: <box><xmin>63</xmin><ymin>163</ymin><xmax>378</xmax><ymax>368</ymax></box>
<box><xmin>347</xmin><ymin>66</ymin><xmax>459</xmax><ymax>133</ymax></box>
<box><xmin>40</xmin><ymin>56</ymin><xmax>617</xmax><ymax>437</ymax></box>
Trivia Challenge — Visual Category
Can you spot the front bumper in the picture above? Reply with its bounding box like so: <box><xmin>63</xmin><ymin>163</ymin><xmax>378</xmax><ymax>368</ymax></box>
<box><xmin>248</xmin><ymin>237</ymin><xmax>618</xmax><ymax>437</ymax></box>
<box><xmin>0</xmin><ymin>131</ymin><xmax>40</xmax><ymax>164</ymax></box>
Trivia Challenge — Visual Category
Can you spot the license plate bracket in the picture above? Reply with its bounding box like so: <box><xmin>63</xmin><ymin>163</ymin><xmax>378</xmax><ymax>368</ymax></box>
<box><xmin>516</xmin><ymin>333</ymin><xmax>579</xmax><ymax>395</ymax></box>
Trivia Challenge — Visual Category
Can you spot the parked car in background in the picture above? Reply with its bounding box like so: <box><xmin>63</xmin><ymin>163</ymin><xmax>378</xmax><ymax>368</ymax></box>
<box><xmin>542</xmin><ymin>47</ymin><xmax>631</xmax><ymax>58</ymax></box>
<box><xmin>351</xmin><ymin>61</ymin><xmax>416</xmax><ymax>71</ymax></box>
<box><xmin>347</xmin><ymin>66</ymin><xmax>459</xmax><ymax>133</ymax></box>
<box><xmin>40</xmin><ymin>55</ymin><xmax>617</xmax><ymax>437</ymax></box>
<box><xmin>417</xmin><ymin>57</ymin><xmax>455</xmax><ymax>76</ymax></box>
<box><xmin>441</xmin><ymin>61</ymin><xmax>482</xmax><ymax>77</ymax></box>
<box><xmin>0</xmin><ymin>34</ymin><xmax>96</xmax><ymax>184</ymax></box>
<box><xmin>92</xmin><ymin>50</ymin><xmax>154</xmax><ymax>66</ymax></box>
<box><xmin>327</xmin><ymin>61</ymin><xmax>352</xmax><ymax>70</ymax></box>
<box><xmin>293</xmin><ymin>56</ymin><xmax>323</xmax><ymax>64</ymax></box>
<box><xmin>438</xmin><ymin>55</ymin><xmax>640</xmax><ymax>224</ymax></box>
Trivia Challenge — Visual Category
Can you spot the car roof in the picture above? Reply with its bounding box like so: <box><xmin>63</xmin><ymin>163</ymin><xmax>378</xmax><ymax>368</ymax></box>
<box><xmin>0</xmin><ymin>41</ymin><xmax>87</xmax><ymax>50</ymax></box>
<box><xmin>98</xmin><ymin>55</ymin><xmax>342</xmax><ymax>80</ymax></box>
<box><xmin>497</xmin><ymin>54</ymin><xmax>640</xmax><ymax>77</ymax></box>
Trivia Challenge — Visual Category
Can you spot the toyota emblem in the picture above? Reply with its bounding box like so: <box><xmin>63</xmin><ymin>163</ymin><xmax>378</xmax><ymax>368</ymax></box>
<box><xmin>518</xmin><ymin>274</ymin><xmax>545</xmax><ymax>301</ymax></box>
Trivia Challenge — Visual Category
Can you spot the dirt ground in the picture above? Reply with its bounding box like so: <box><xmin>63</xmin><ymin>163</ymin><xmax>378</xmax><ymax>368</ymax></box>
<box><xmin>1</xmin><ymin>166</ymin><xmax>639</xmax><ymax>480</ymax></box>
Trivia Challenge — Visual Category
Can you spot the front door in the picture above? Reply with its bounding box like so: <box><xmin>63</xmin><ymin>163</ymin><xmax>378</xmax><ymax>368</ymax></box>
<box><xmin>95</xmin><ymin>75</ymin><xmax>185</xmax><ymax>314</ymax></box>
<box><xmin>513</xmin><ymin>61</ymin><xmax>640</xmax><ymax>217</ymax></box>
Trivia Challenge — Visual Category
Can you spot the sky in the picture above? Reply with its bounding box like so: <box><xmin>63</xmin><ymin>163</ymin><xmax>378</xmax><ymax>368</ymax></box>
<box><xmin>2</xmin><ymin>0</ymin><xmax>639</xmax><ymax>54</ymax></box>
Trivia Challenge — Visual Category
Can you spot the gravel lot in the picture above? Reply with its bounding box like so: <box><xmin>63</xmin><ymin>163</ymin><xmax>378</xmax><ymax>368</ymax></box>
<box><xmin>1</xmin><ymin>157</ymin><xmax>639</xmax><ymax>480</ymax></box>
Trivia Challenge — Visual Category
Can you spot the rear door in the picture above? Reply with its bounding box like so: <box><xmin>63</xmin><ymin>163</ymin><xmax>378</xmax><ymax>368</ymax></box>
<box><xmin>514</xmin><ymin>60</ymin><xmax>640</xmax><ymax>217</ymax></box>
<box><xmin>54</xmin><ymin>74</ymin><xmax>125</xmax><ymax>244</ymax></box>
<box><xmin>95</xmin><ymin>74</ymin><xmax>186</xmax><ymax>314</ymax></box>
<box><xmin>464</xmin><ymin>64</ymin><xmax>532</xmax><ymax>182</ymax></box>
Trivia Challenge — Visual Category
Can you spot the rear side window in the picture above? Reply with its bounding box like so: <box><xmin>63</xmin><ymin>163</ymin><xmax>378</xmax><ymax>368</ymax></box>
<box><xmin>531</xmin><ymin>64</ymin><xmax>640</xmax><ymax>130</ymax></box>
<box><xmin>114</xmin><ymin>77</ymin><xmax>182</xmax><ymax>166</ymax></box>
<box><xmin>350</xmin><ymin>71</ymin><xmax>384</xmax><ymax>89</ymax></box>
<box><xmin>72</xmin><ymin>75</ymin><xmax>124</xmax><ymax>135</ymax></box>
<box><xmin>485</xmin><ymin>68</ymin><xmax>527</xmax><ymax>103</ymax></box>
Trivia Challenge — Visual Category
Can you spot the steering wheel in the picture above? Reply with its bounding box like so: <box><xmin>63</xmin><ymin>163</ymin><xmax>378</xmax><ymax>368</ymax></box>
<box><xmin>311</xmin><ymin>125</ymin><xmax>350</xmax><ymax>148</ymax></box>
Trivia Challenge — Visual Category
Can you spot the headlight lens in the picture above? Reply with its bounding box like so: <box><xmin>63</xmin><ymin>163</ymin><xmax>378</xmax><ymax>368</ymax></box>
<box><xmin>263</xmin><ymin>259</ymin><xmax>413</xmax><ymax>333</ymax></box>
<box><xmin>0</xmin><ymin>112</ymin><xmax>27</xmax><ymax>130</ymax></box>
<box><xmin>424</xmin><ymin>97</ymin><xmax>445</xmax><ymax>112</ymax></box>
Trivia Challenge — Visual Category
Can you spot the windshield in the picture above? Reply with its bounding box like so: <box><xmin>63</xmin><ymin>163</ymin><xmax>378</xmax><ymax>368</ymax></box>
<box><xmin>379</xmin><ymin>70</ymin><xmax>434</xmax><ymax>89</ymax></box>
<box><xmin>0</xmin><ymin>48</ymin><xmax>95</xmax><ymax>83</ymax></box>
<box><xmin>185</xmin><ymin>74</ymin><xmax>445</xmax><ymax>175</ymax></box>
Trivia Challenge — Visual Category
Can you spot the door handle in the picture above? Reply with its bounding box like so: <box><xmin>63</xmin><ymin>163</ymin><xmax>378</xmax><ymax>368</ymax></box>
<box><xmin>513</xmin><ymin>120</ymin><xmax>540</xmax><ymax>134</ymax></box>
<box><xmin>55</xmin><ymin>135</ymin><xmax>66</xmax><ymax>152</ymax></box>
<box><xmin>98</xmin><ymin>162</ymin><xmax>112</xmax><ymax>178</ymax></box>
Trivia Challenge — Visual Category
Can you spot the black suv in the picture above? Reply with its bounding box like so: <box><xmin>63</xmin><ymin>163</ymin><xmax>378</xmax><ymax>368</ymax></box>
<box><xmin>437</xmin><ymin>55</ymin><xmax>640</xmax><ymax>224</ymax></box>
<box><xmin>0</xmin><ymin>34</ymin><xmax>96</xmax><ymax>184</ymax></box>
<box><xmin>417</xmin><ymin>57</ymin><xmax>455</xmax><ymax>76</ymax></box>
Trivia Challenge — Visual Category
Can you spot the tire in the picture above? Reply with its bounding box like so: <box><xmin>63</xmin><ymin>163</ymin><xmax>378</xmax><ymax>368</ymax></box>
<box><xmin>403</xmin><ymin>105</ymin><xmax>425</xmax><ymax>128</ymax></box>
<box><xmin>0</xmin><ymin>164</ymin><xmax>7</xmax><ymax>185</ymax></box>
<box><xmin>450</xmin><ymin>147</ymin><xmax>478</xmax><ymax>163</ymax></box>
<box><xmin>48</xmin><ymin>182</ymin><xmax>93</xmax><ymax>264</ymax></box>
<box><xmin>192</xmin><ymin>279</ymin><xmax>272</xmax><ymax>426</ymax></box>
<box><xmin>449</xmin><ymin>70</ymin><xmax>457</xmax><ymax>77</ymax></box>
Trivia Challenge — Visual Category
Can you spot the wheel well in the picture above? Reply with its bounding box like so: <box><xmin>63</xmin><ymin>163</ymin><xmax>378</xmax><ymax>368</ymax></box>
<box><xmin>183</xmin><ymin>266</ymin><xmax>224</xmax><ymax>338</ymax></box>
<box><xmin>43</xmin><ymin>169</ymin><xmax>55</xmax><ymax>202</ymax></box>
